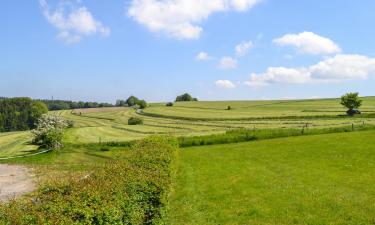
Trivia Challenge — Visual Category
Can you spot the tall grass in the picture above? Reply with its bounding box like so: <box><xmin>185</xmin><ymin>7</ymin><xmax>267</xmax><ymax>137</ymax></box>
<box><xmin>0</xmin><ymin>136</ymin><xmax>178</xmax><ymax>225</ymax></box>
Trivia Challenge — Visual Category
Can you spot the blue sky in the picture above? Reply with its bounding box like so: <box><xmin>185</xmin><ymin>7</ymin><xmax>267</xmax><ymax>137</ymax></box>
<box><xmin>1</xmin><ymin>0</ymin><xmax>375</xmax><ymax>103</ymax></box>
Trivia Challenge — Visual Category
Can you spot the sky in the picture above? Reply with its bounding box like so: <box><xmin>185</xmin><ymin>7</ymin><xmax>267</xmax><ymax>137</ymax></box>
<box><xmin>1</xmin><ymin>0</ymin><xmax>375</xmax><ymax>103</ymax></box>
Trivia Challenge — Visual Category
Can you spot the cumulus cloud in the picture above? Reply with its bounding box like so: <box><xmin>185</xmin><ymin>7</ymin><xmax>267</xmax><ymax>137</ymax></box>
<box><xmin>39</xmin><ymin>0</ymin><xmax>110</xmax><ymax>44</ymax></box>
<box><xmin>245</xmin><ymin>54</ymin><xmax>375</xmax><ymax>87</ymax></box>
<box><xmin>196</xmin><ymin>51</ymin><xmax>211</xmax><ymax>61</ymax></box>
<box><xmin>215</xmin><ymin>80</ymin><xmax>236</xmax><ymax>89</ymax></box>
<box><xmin>273</xmin><ymin>31</ymin><xmax>341</xmax><ymax>55</ymax></box>
<box><xmin>218</xmin><ymin>57</ymin><xmax>238</xmax><ymax>69</ymax></box>
<box><xmin>127</xmin><ymin>0</ymin><xmax>262</xmax><ymax>39</ymax></box>
<box><xmin>235</xmin><ymin>41</ymin><xmax>253</xmax><ymax>57</ymax></box>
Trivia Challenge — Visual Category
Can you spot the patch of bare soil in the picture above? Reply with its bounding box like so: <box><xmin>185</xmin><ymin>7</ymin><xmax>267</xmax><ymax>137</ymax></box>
<box><xmin>0</xmin><ymin>164</ymin><xmax>35</xmax><ymax>202</ymax></box>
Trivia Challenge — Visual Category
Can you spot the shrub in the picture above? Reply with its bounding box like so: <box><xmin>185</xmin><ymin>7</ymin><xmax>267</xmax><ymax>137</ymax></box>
<box><xmin>128</xmin><ymin>117</ymin><xmax>143</xmax><ymax>125</ymax></box>
<box><xmin>0</xmin><ymin>136</ymin><xmax>178</xmax><ymax>225</ymax></box>
<box><xmin>227</xmin><ymin>106</ymin><xmax>231</xmax><ymax>110</ymax></box>
<box><xmin>166</xmin><ymin>102</ymin><xmax>174</xmax><ymax>107</ymax></box>
<box><xmin>31</xmin><ymin>114</ymin><xmax>68</xmax><ymax>149</ymax></box>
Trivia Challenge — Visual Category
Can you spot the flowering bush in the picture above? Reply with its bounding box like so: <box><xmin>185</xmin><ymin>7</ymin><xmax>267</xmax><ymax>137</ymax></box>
<box><xmin>32</xmin><ymin>114</ymin><xmax>68</xmax><ymax>149</ymax></box>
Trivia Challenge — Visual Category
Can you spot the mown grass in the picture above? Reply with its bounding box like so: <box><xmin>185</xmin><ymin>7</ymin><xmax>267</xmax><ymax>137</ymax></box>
<box><xmin>0</xmin><ymin>136</ymin><xmax>178</xmax><ymax>225</ymax></box>
<box><xmin>178</xmin><ymin>124</ymin><xmax>375</xmax><ymax>147</ymax></box>
<box><xmin>145</xmin><ymin>97</ymin><xmax>375</xmax><ymax>119</ymax></box>
<box><xmin>168</xmin><ymin>130</ymin><xmax>375</xmax><ymax>225</ymax></box>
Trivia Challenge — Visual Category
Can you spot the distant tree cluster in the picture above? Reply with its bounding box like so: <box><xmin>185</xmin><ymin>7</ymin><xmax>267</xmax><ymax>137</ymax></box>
<box><xmin>0</xmin><ymin>97</ymin><xmax>48</xmax><ymax>132</ymax></box>
<box><xmin>116</xmin><ymin>96</ymin><xmax>148</xmax><ymax>109</ymax></box>
<box><xmin>175</xmin><ymin>93</ymin><xmax>198</xmax><ymax>102</ymax></box>
<box><xmin>41</xmin><ymin>100</ymin><xmax>114</xmax><ymax>111</ymax></box>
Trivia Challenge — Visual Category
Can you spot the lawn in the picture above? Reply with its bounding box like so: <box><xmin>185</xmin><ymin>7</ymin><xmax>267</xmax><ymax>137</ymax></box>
<box><xmin>168</xmin><ymin>130</ymin><xmax>375</xmax><ymax>225</ymax></box>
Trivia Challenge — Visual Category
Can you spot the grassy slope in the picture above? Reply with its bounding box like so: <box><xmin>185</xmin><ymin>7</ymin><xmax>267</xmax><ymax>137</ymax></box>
<box><xmin>168</xmin><ymin>130</ymin><xmax>375</xmax><ymax>225</ymax></box>
<box><xmin>2</xmin><ymin>97</ymin><xmax>375</xmax><ymax>158</ymax></box>
<box><xmin>0</xmin><ymin>132</ymin><xmax>38</xmax><ymax>158</ymax></box>
<box><xmin>146</xmin><ymin>97</ymin><xmax>375</xmax><ymax>119</ymax></box>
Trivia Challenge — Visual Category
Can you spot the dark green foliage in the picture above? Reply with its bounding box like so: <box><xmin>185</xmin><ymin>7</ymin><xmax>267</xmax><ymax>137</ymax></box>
<box><xmin>166</xmin><ymin>102</ymin><xmax>174</xmax><ymax>107</ymax></box>
<box><xmin>125</xmin><ymin>96</ymin><xmax>148</xmax><ymax>109</ymax></box>
<box><xmin>0</xmin><ymin>136</ymin><xmax>178</xmax><ymax>225</ymax></box>
<box><xmin>128</xmin><ymin>117</ymin><xmax>143</xmax><ymax>125</ymax></box>
<box><xmin>126</xmin><ymin>96</ymin><xmax>139</xmax><ymax>107</ymax></box>
<box><xmin>41</xmin><ymin>100</ymin><xmax>114</xmax><ymax>111</ymax></box>
<box><xmin>0</xmin><ymin>98</ymin><xmax>48</xmax><ymax>132</ymax></box>
<box><xmin>178</xmin><ymin>125</ymin><xmax>375</xmax><ymax>147</ymax></box>
<box><xmin>137</xmin><ymin>100</ymin><xmax>147</xmax><ymax>109</ymax></box>
<box><xmin>116</xmin><ymin>100</ymin><xmax>128</xmax><ymax>107</ymax></box>
<box><xmin>340</xmin><ymin>93</ymin><xmax>362</xmax><ymax>115</ymax></box>
<box><xmin>227</xmin><ymin>106</ymin><xmax>231</xmax><ymax>110</ymax></box>
<box><xmin>175</xmin><ymin>93</ymin><xmax>198</xmax><ymax>102</ymax></box>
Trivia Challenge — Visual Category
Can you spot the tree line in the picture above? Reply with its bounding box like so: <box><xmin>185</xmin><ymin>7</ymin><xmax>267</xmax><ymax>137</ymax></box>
<box><xmin>41</xmin><ymin>100</ymin><xmax>115</xmax><ymax>111</ymax></box>
<box><xmin>0</xmin><ymin>97</ymin><xmax>48</xmax><ymax>132</ymax></box>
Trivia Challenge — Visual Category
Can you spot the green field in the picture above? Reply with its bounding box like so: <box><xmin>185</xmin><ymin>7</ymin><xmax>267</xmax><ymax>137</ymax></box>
<box><xmin>1</xmin><ymin>97</ymin><xmax>375</xmax><ymax>224</ymax></box>
<box><xmin>1</xmin><ymin>97</ymin><xmax>375</xmax><ymax>158</ymax></box>
<box><xmin>168</xmin><ymin>131</ymin><xmax>375</xmax><ymax>225</ymax></box>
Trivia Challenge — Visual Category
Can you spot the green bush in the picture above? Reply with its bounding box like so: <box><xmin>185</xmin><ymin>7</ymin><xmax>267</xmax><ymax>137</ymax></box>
<box><xmin>0</xmin><ymin>136</ymin><xmax>178</xmax><ymax>225</ymax></box>
<box><xmin>32</xmin><ymin>114</ymin><xmax>68</xmax><ymax>149</ymax></box>
<box><xmin>128</xmin><ymin>117</ymin><xmax>143</xmax><ymax>125</ymax></box>
<box><xmin>166</xmin><ymin>102</ymin><xmax>174</xmax><ymax>107</ymax></box>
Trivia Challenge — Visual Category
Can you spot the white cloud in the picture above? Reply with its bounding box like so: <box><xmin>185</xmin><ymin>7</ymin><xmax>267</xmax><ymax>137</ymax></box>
<box><xmin>39</xmin><ymin>0</ymin><xmax>110</xmax><ymax>44</ymax></box>
<box><xmin>127</xmin><ymin>0</ymin><xmax>262</xmax><ymax>39</ymax></box>
<box><xmin>245</xmin><ymin>67</ymin><xmax>311</xmax><ymax>87</ymax></box>
<box><xmin>245</xmin><ymin>54</ymin><xmax>375</xmax><ymax>87</ymax></box>
<box><xmin>218</xmin><ymin>57</ymin><xmax>238</xmax><ymax>69</ymax></box>
<box><xmin>196</xmin><ymin>51</ymin><xmax>211</xmax><ymax>61</ymax></box>
<box><xmin>235</xmin><ymin>41</ymin><xmax>253</xmax><ymax>57</ymax></box>
<box><xmin>273</xmin><ymin>31</ymin><xmax>341</xmax><ymax>55</ymax></box>
<box><xmin>215</xmin><ymin>80</ymin><xmax>236</xmax><ymax>89</ymax></box>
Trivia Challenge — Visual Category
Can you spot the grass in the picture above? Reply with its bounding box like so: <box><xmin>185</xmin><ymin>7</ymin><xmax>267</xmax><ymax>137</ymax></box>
<box><xmin>145</xmin><ymin>97</ymin><xmax>375</xmax><ymax>119</ymax></box>
<box><xmin>1</xmin><ymin>98</ymin><xmax>375</xmax><ymax>224</ymax></box>
<box><xmin>168</xmin><ymin>130</ymin><xmax>375</xmax><ymax>225</ymax></box>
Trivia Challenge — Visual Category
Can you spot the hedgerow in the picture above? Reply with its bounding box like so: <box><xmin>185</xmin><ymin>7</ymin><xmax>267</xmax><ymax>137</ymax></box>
<box><xmin>178</xmin><ymin>124</ymin><xmax>375</xmax><ymax>147</ymax></box>
<box><xmin>0</xmin><ymin>136</ymin><xmax>178</xmax><ymax>225</ymax></box>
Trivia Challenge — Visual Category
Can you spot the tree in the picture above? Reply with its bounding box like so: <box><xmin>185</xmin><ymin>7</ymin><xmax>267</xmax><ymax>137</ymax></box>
<box><xmin>175</xmin><ymin>93</ymin><xmax>198</xmax><ymax>102</ymax></box>
<box><xmin>0</xmin><ymin>98</ymin><xmax>48</xmax><ymax>132</ymax></box>
<box><xmin>137</xmin><ymin>100</ymin><xmax>147</xmax><ymax>109</ymax></box>
<box><xmin>32</xmin><ymin>114</ymin><xmax>68</xmax><ymax>149</ymax></box>
<box><xmin>166</xmin><ymin>102</ymin><xmax>173</xmax><ymax>107</ymax></box>
<box><xmin>126</xmin><ymin>96</ymin><xmax>139</xmax><ymax>107</ymax></box>
<box><xmin>340</xmin><ymin>92</ymin><xmax>362</xmax><ymax>116</ymax></box>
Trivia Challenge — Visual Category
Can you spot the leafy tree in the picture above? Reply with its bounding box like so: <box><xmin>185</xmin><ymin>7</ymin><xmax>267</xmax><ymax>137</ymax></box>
<box><xmin>137</xmin><ymin>100</ymin><xmax>147</xmax><ymax>109</ymax></box>
<box><xmin>166</xmin><ymin>102</ymin><xmax>174</xmax><ymax>107</ymax></box>
<box><xmin>175</xmin><ymin>93</ymin><xmax>198</xmax><ymax>102</ymax></box>
<box><xmin>32</xmin><ymin>114</ymin><xmax>68</xmax><ymax>149</ymax></box>
<box><xmin>126</xmin><ymin>96</ymin><xmax>139</xmax><ymax>106</ymax></box>
<box><xmin>340</xmin><ymin>92</ymin><xmax>362</xmax><ymax>116</ymax></box>
<box><xmin>0</xmin><ymin>98</ymin><xmax>48</xmax><ymax>132</ymax></box>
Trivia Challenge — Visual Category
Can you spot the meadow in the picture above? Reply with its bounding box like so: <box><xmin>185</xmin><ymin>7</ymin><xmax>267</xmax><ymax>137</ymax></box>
<box><xmin>0</xmin><ymin>97</ymin><xmax>375</xmax><ymax>224</ymax></box>
<box><xmin>168</xmin><ymin>131</ymin><xmax>375</xmax><ymax>224</ymax></box>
